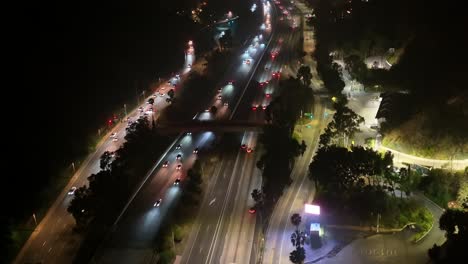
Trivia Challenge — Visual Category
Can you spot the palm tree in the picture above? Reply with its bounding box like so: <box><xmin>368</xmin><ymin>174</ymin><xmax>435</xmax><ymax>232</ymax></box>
<box><xmin>289</xmin><ymin>246</ymin><xmax>306</xmax><ymax>264</ymax></box>
<box><xmin>291</xmin><ymin>213</ymin><xmax>302</xmax><ymax>230</ymax></box>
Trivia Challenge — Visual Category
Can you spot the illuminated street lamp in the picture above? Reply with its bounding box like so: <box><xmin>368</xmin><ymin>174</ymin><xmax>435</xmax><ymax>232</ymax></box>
<box><xmin>331</xmin><ymin>96</ymin><xmax>337</xmax><ymax>102</ymax></box>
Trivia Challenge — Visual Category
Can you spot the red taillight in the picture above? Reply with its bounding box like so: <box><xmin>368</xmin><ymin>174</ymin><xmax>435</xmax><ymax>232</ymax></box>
<box><xmin>249</xmin><ymin>208</ymin><xmax>256</xmax><ymax>214</ymax></box>
<box><xmin>252</xmin><ymin>106</ymin><xmax>257</xmax><ymax>111</ymax></box>
<box><xmin>266</xmin><ymin>94</ymin><xmax>271</xmax><ymax>98</ymax></box>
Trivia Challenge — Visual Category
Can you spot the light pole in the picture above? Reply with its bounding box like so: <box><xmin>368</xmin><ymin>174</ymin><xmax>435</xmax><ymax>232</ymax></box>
<box><xmin>32</xmin><ymin>213</ymin><xmax>37</xmax><ymax>228</ymax></box>
<box><xmin>71</xmin><ymin>162</ymin><xmax>76</xmax><ymax>173</ymax></box>
<box><xmin>124</xmin><ymin>104</ymin><xmax>127</xmax><ymax>117</ymax></box>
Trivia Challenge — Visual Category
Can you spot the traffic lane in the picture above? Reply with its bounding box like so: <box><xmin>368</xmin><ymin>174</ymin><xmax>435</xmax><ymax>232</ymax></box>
<box><xmin>97</xmin><ymin>132</ymin><xmax>213</xmax><ymax>250</ymax></box>
<box><xmin>218</xmin><ymin>132</ymin><xmax>260</xmax><ymax>264</ymax></box>
<box><xmin>181</xmin><ymin>153</ymin><xmax>239</xmax><ymax>264</ymax></box>
<box><xmin>194</xmin><ymin>136</ymin><xmax>257</xmax><ymax>264</ymax></box>
<box><xmin>17</xmin><ymin>135</ymin><xmax>122</xmax><ymax>263</ymax></box>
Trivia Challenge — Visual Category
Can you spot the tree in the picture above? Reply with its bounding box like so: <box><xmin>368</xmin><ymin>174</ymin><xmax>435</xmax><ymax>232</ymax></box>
<box><xmin>210</xmin><ymin>105</ymin><xmax>218</xmax><ymax>115</ymax></box>
<box><xmin>300</xmin><ymin>140</ymin><xmax>307</xmax><ymax>155</ymax></box>
<box><xmin>291</xmin><ymin>213</ymin><xmax>302</xmax><ymax>230</ymax></box>
<box><xmin>325</xmin><ymin>104</ymin><xmax>364</xmax><ymax>146</ymax></box>
<box><xmin>297</xmin><ymin>65</ymin><xmax>313</xmax><ymax>87</ymax></box>
<box><xmin>251</xmin><ymin>189</ymin><xmax>264</xmax><ymax>205</ymax></box>
<box><xmin>67</xmin><ymin>186</ymin><xmax>94</xmax><ymax>229</ymax></box>
<box><xmin>429</xmin><ymin>209</ymin><xmax>468</xmax><ymax>263</ymax></box>
<box><xmin>344</xmin><ymin>54</ymin><xmax>368</xmax><ymax>83</ymax></box>
<box><xmin>289</xmin><ymin>246</ymin><xmax>306</xmax><ymax>264</ymax></box>
<box><xmin>219</xmin><ymin>29</ymin><xmax>233</xmax><ymax>49</ymax></box>
<box><xmin>167</xmin><ymin>89</ymin><xmax>175</xmax><ymax>99</ymax></box>
<box><xmin>100</xmin><ymin>151</ymin><xmax>113</xmax><ymax>171</ymax></box>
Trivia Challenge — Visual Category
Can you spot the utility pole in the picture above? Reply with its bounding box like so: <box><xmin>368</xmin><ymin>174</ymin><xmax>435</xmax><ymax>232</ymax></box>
<box><xmin>32</xmin><ymin>213</ymin><xmax>37</xmax><ymax>227</ymax></box>
<box><xmin>376</xmin><ymin>213</ymin><xmax>380</xmax><ymax>233</ymax></box>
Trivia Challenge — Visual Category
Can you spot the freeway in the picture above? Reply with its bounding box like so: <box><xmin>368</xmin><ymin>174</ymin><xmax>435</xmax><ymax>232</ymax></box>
<box><xmin>91</xmin><ymin>1</ymin><xmax>277</xmax><ymax>263</ymax></box>
<box><xmin>14</xmin><ymin>41</ymin><xmax>196</xmax><ymax>264</ymax></box>
<box><xmin>180</xmin><ymin>1</ymin><xmax>308</xmax><ymax>263</ymax></box>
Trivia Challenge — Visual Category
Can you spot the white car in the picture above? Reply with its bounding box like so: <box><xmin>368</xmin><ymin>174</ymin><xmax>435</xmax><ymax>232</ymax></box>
<box><xmin>68</xmin><ymin>187</ymin><xmax>77</xmax><ymax>195</ymax></box>
<box><xmin>110</xmin><ymin>132</ymin><xmax>117</xmax><ymax>138</ymax></box>
<box><xmin>112</xmin><ymin>137</ymin><xmax>118</xmax><ymax>142</ymax></box>
<box><xmin>154</xmin><ymin>198</ymin><xmax>162</xmax><ymax>207</ymax></box>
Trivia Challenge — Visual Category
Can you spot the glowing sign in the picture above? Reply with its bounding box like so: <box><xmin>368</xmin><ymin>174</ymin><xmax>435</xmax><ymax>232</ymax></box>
<box><xmin>304</xmin><ymin>204</ymin><xmax>320</xmax><ymax>215</ymax></box>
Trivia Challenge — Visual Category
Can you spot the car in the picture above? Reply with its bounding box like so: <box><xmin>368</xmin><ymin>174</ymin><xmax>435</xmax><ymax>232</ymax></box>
<box><xmin>138</xmin><ymin>107</ymin><xmax>144</xmax><ymax>112</ymax></box>
<box><xmin>176</xmin><ymin>164</ymin><xmax>182</xmax><ymax>170</ymax></box>
<box><xmin>147</xmin><ymin>98</ymin><xmax>154</xmax><ymax>104</ymax></box>
<box><xmin>160</xmin><ymin>86</ymin><xmax>166</xmax><ymax>90</ymax></box>
<box><xmin>243</xmin><ymin>59</ymin><xmax>251</xmax><ymax>65</ymax></box>
<box><xmin>218</xmin><ymin>88</ymin><xmax>223</xmax><ymax>93</ymax></box>
<box><xmin>224</xmin><ymin>102</ymin><xmax>229</xmax><ymax>106</ymax></box>
<box><xmin>176</xmin><ymin>154</ymin><xmax>182</xmax><ymax>160</ymax></box>
<box><xmin>151</xmin><ymin>94</ymin><xmax>157</xmax><ymax>98</ymax></box>
<box><xmin>159</xmin><ymin>92</ymin><xmax>165</xmax><ymax>97</ymax></box>
<box><xmin>265</xmin><ymin>93</ymin><xmax>271</xmax><ymax>98</ymax></box>
<box><xmin>252</xmin><ymin>105</ymin><xmax>258</xmax><ymax>111</ymax></box>
<box><xmin>175</xmin><ymin>74</ymin><xmax>180</xmax><ymax>79</ymax></box>
<box><xmin>247</xmin><ymin>147</ymin><xmax>253</xmax><ymax>153</ymax></box>
<box><xmin>217</xmin><ymin>95</ymin><xmax>222</xmax><ymax>100</ymax></box>
<box><xmin>193</xmin><ymin>148</ymin><xmax>199</xmax><ymax>154</ymax></box>
<box><xmin>248</xmin><ymin>207</ymin><xmax>256</xmax><ymax>214</ymax></box>
<box><xmin>176</xmin><ymin>144</ymin><xmax>181</xmax><ymax>150</ymax></box>
<box><xmin>187</xmin><ymin>132</ymin><xmax>192</xmax><ymax>135</ymax></box>
<box><xmin>162</xmin><ymin>161</ymin><xmax>169</xmax><ymax>168</ymax></box>
<box><xmin>110</xmin><ymin>132</ymin><xmax>117</xmax><ymax>138</ymax></box>
<box><xmin>187</xmin><ymin>63</ymin><xmax>192</xmax><ymax>68</ymax></box>
<box><xmin>68</xmin><ymin>186</ymin><xmax>77</xmax><ymax>195</ymax></box>
<box><xmin>154</xmin><ymin>198</ymin><xmax>162</xmax><ymax>207</ymax></box>
<box><xmin>147</xmin><ymin>107</ymin><xmax>153</xmax><ymax>112</ymax></box>
<box><xmin>205</xmin><ymin>108</ymin><xmax>210</xmax><ymax>112</ymax></box>
<box><xmin>241</xmin><ymin>144</ymin><xmax>247</xmax><ymax>149</ymax></box>
<box><xmin>228</xmin><ymin>80</ymin><xmax>234</xmax><ymax>85</ymax></box>
<box><xmin>112</xmin><ymin>137</ymin><xmax>118</xmax><ymax>142</ymax></box>
<box><xmin>174</xmin><ymin>178</ymin><xmax>181</xmax><ymax>185</ymax></box>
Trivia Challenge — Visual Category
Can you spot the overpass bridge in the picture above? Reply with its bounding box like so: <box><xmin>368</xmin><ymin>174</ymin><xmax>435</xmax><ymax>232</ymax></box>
<box><xmin>155</xmin><ymin>120</ymin><xmax>264</xmax><ymax>133</ymax></box>
<box><xmin>214</xmin><ymin>16</ymin><xmax>239</xmax><ymax>31</ymax></box>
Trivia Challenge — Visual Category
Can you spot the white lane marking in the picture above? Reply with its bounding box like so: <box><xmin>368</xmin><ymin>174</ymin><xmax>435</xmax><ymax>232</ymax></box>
<box><xmin>209</xmin><ymin>198</ymin><xmax>216</xmax><ymax>206</ymax></box>
<box><xmin>200</xmin><ymin>246</ymin><xmax>203</xmax><ymax>253</ymax></box>
<box><xmin>42</xmin><ymin>241</ymin><xmax>46</xmax><ymax>247</ymax></box>
<box><xmin>48</xmin><ymin>247</ymin><xmax>52</xmax><ymax>253</ymax></box>
<box><xmin>207</xmin><ymin>225</ymin><xmax>211</xmax><ymax>232</ymax></box>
